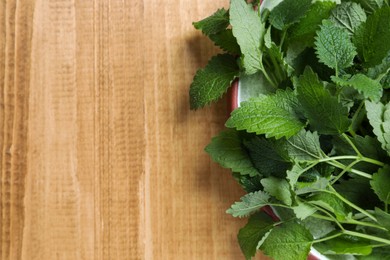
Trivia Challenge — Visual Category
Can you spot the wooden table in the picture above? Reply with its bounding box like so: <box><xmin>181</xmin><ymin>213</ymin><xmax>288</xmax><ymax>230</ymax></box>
<box><xmin>0</xmin><ymin>0</ymin><xmax>269</xmax><ymax>259</ymax></box>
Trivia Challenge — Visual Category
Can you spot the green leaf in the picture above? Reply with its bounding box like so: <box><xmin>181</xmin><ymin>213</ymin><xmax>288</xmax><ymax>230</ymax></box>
<box><xmin>205</xmin><ymin>129</ymin><xmax>260</xmax><ymax>176</ymax></box>
<box><xmin>367</xmin><ymin>51</ymin><xmax>390</xmax><ymax>87</ymax></box>
<box><xmin>244</xmin><ymin>136</ymin><xmax>291</xmax><ymax>177</ymax></box>
<box><xmin>189</xmin><ymin>54</ymin><xmax>239</xmax><ymax>109</ymax></box>
<box><xmin>356</xmin><ymin>6</ymin><xmax>390</xmax><ymax>66</ymax></box>
<box><xmin>232</xmin><ymin>173</ymin><xmax>262</xmax><ymax>193</ymax></box>
<box><xmin>260</xmin><ymin>221</ymin><xmax>313</xmax><ymax>260</ymax></box>
<box><xmin>209</xmin><ymin>29</ymin><xmax>241</xmax><ymax>54</ymax></box>
<box><xmin>287</xmin><ymin>164</ymin><xmax>306</xmax><ymax>189</ymax></box>
<box><xmin>285</xmin><ymin>129</ymin><xmax>323</xmax><ymax>161</ymax></box>
<box><xmin>375</xmin><ymin>207</ymin><xmax>390</xmax><ymax>231</ymax></box>
<box><xmin>293</xmin><ymin>202</ymin><xmax>317</xmax><ymax>220</ymax></box>
<box><xmin>309</xmin><ymin>193</ymin><xmax>351</xmax><ymax>221</ymax></box>
<box><xmin>226</xmin><ymin>89</ymin><xmax>305</xmax><ymax>139</ymax></box>
<box><xmin>371</xmin><ymin>165</ymin><xmax>390</xmax><ymax>204</ymax></box>
<box><xmin>330</xmin><ymin>2</ymin><xmax>367</xmax><ymax>34</ymax></box>
<box><xmin>332</xmin><ymin>74</ymin><xmax>382</xmax><ymax>102</ymax></box>
<box><xmin>261</xmin><ymin>177</ymin><xmax>292</xmax><ymax>206</ymax></box>
<box><xmin>289</xmin><ymin>1</ymin><xmax>337</xmax><ymax>47</ymax></box>
<box><xmin>348</xmin><ymin>0</ymin><xmax>385</xmax><ymax>14</ymax></box>
<box><xmin>238</xmin><ymin>212</ymin><xmax>275</xmax><ymax>260</ymax></box>
<box><xmin>230</xmin><ymin>0</ymin><xmax>265</xmax><ymax>74</ymax></box>
<box><xmin>227</xmin><ymin>191</ymin><xmax>271</xmax><ymax>218</ymax></box>
<box><xmin>238</xmin><ymin>72</ymin><xmax>275</xmax><ymax>103</ymax></box>
<box><xmin>268</xmin><ymin>0</ymin><xmax>312</xmax><ymax>30</ymax></box>
<box><xmin>296</xmin><ymin>177</ymin><xmax>330</xmax><ymax>195</ymax></box>
<box><xmin>315</xmin><ymin>20</ymin><xmax>357</xmax><ymax>72</ymax></box>
<box><xmin>365</xmin><ymin>100</ymin><xmax>390</xmax><ymax>155</ymax></box>
<box><xmin>193</xmin><ymin>8</ymin><xmax>230</xmax><ymax>36</ymax></box>
<box><xmin>301</xmin><ymin>216</ymin><xmax>335</xmax><ymax>239</ymax></box>
<box><xmin>314</xmin><ymin>235</ymin><xmax>373</xmax><ymax>255</ymax></box>
<box><xmin>295</xmin><ymin>68</ymin><xmax>351</xmax><ymax>134</ymax></box>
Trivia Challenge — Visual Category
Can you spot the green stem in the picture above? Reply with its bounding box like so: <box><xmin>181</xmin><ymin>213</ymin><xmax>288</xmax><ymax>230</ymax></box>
<box><xmin>312</xmin><ymin>213</ymin><xmax>387</xmax><ymax>231</ymax></box>
<box><xmin>260</xmin><ymin>67</ymin><xmax>278</xmax><ymax>89</ymax></box>
<box><xmin>279</xmin><ymin>30</ymin><xmax>287</xmax><ymax>50</ymax></box>
<box><xmin>342</xmin><ymin>133</ymin><xmax>362</xmax><ymax>157</ymax></box>
<box><xmin>326</xmin><ymin>160</ymin><xmax>373</xmax><ymax>179</ymax></box>
<box><xmin>326</xmin><ymin>186</ymin><xmax>377</xmax><ymax>222</ymax></box>
<box><xmin>313</xmin><ymin>232</ymin><xmax>343</xmax><ymax>244</ymax></box>
<box><xmin>343</xmin><ymin>230</ymin><xmax>390</xmax><ymax>245</ymax></box>
<box><xmin>311</xmin><ymin>206</ymin><xmax>344</xmax><ymax>231</ymax></box>
<box><xmin>330</xmin><ymin>160</ymin><xmax>360</xmax><ymax>185</ymax></box>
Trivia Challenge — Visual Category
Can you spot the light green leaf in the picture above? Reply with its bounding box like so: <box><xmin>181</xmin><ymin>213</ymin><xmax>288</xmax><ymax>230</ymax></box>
<box><xmin>190</xmin><ymin>54</ymin><xmax>238</xmax><ymax>109</ymax></box>
<box><xmin>260</xmin><ymin>221</ymin><xmax>313</xmax><ymax>260</ymax></box>
<box><xmin>286</xmin><ymin>129</ymin><xmax>323</xmax><ymax>161</ymax></box>
<box><xmin>295</xmin><ymin>68</ymin><xmax>351</xmax><ymax>134</ymax></box>
<box><xmin>314</xmin><ymin>235</ymin><xmax>373</xmax><ymax>255</ymax></box>
<box><xmin>296</xmin><ymin>177</ymin><xmax>330</xmax><ymax>195</ymax></box>
<box><xmin>205</xmin><ymin>129</ymin><xmax>260</xmax><ymax>176</ymax></box>
<box><xmin>365</xmin><ymin>100</ymin><xmax>390</xmax><ymax>155</ymax></box>
<box><xmin>293</xmin><ymin>202</ymin><xmax>317</xmax><ymax>220</ymax></box>
<box><xmin>226</xmin><ymin>89</ymin><xmax>305</xmax><ymax>139</ymax></box>
<box><xmin>244</xmin><ymin>136</ymin><xmax>291</xmax><ymax>178</ymax></box>
<box><xmin>287</xmin><ymin>164</ymin><xmax>306</xmax><ymax>189</ymax></box>
<box><xmin>209</xmin><ymin>29</ymin><xmax>241</xmax><ymax>54</ymax></box>
<box><xmin>367</xmin><ymin>51</ymin><xmax>390</xmax><ymax>88</ymax></box>
<box><xmin>230</xmin><ymin>0</ymin><xmax>265</xmax><ymax>74</ymax></box>
<box><xmin>193</xmin><ymin>8</ymin><xmax>230</xmax><ymax>36</ymax></box>
<box><xmin>375</xmin><ymin>207</ymin><xmax>390</xmax><ymax>231</ymax></box>
<box><xmin>370</xmin><ymin>165</ymin><xmax>390</xmax><ymax>204</ymax></box>
<box><xmin>332</xmin><ymin>74</ymin><xmax>382</xmax><ymax>102</ymax></box>
<box><xmin>238</xmin><ymin>212</ymin><xmax>275</xmax><ymax>260</ymax></box>
<box><xmin>355</xmin><ymin>6</ymin><xmax>390</xmax><ymax>66</ymax></box>
<box><xmin>269</xmin><ymin>0</ymin><xmax>312</xmax><ymax>30</ymax></box>
<box><xmin>301</xmin><ymin>217</ymin><xmax>335</xmax><ymax>239</ymax></box>
<box><xmin>309</xmin><ymin>193</ymin><xmax>351</xmax><ymax>221</ymax></box>
<box><xmin>238</xmin><ymin>72</ymin><xmax>275</xmax><ymax>103</ymax></box>
<box><xmin>349</xmin><ymin>0</ymin><xmax>384</xmax><ymax>14</ymax></box>
<box><xmin>261</xmin><ymin>177</ymin><xmax>292</xmax><ymax>206</ymax></box>
<box><xmin>330</xmin><ymin>2</ymin><xmax>367</xmax><ymax>34</ymax></box>
<box><xmin>227</xmin><ymin>191</ymin><xmax>271</xmax><ymax>218</ymax></box>
<box><xmin>315</xmin><ymin>20</ymin><xmax>357</xmax><ymax>72</ymax></box>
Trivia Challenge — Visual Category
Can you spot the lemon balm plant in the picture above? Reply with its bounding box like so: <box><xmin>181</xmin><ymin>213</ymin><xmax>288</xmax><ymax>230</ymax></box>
<box><xmin>189</xmin><ymin>0</ymin><xmax>390</xmax><ymax>259</ymax></box>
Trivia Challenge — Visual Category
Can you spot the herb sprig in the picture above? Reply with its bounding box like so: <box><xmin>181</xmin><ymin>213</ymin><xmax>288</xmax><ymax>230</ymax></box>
<box><xmin>190</xmin><ymin>0</ymin><xmax>390</xmax><ymax>259</ymax></box>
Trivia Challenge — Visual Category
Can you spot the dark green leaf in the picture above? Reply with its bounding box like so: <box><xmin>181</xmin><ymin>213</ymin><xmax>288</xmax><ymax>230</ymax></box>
<box><xmin>375</xmin><ymin>207</ymin><xmax>390</xmax><ymax>231</ymax></box>
<box><xmin>209</xmin><ymin>29</ymin><xmax>241</xmax><ymax>54</ymax></box>
<box><xmin>260</xmin><ymin>221</ymin><xmax>313</xmax><ymax>260</ymax></box>
<box><xmin>232</xmin><ymin>173</ymin><xmax>262</xmax><ymax>193</ymax></box>
<box><xmin>286</xmin><ymin>129</ymin><xmax>323</xmax><ymax>161</ymax></box>
<box><xmin>261</xmin><ymin>177</ymin><xmax>292</xmax><ymax>206</ymax></box>
<box><xmin>269</xmin><ymin>0</ymin><xmax>312</xmax><ymax>30</ymax></box>
<box><xmin>193</xmin><ymin>8</ymin><xmax>230</xmax><ymax>36</ymax></box>
<box><xmin>244</xmin><ymin>136</ymin><xmax>291</xmax><ymax>178</ymax></box>
<box><xmin>230</xmin><ymin>0</ymin><xmax>265</xmax><ymax>74</ymax></box>
<box><xmin>301</xmin><ymin>216</ymin><xmax>335</xmax><ymax>239</ymax></box>
<box><xmin>226</xmin><ymin>89</ymin><xmax>305</xmax><ymax>139</ymax></box>
<box><xmin>295</xmin><ymin>68</ymin><xmax>351</xmax><ymax>134</ymax></box>
<box><xmin>309</xmin><ymin>193</ymin><xmax>351</xmax><ymax>221</ymax></box>
<box><xmin>227</xmin><ymin>191</ymin><xmax>271</xmax><ymax>218</ymax></box>
<box><xmin>238</xmin><ymin>212</ymin><xmax>275</xmax><ymax>260</ymax></box>
<box><xmin>371</xmin><ymin>165</ymin><xmax>390</xmax><ymax>204</ymax></box>
<box><xmin>205</xmin><ymin>129</ymin><xmax>260</xmax><ymax>176</ymax></box>
<box><xmin>315</xmin><ymin>20</ymin><xmax>357</xmax><ymax>72</ymax></box>
<box><xmin>367</xmin><ymin>51</ymin><xmax>390</xmax><ymax>87</ymax></box>
<box><xmin>190</xmin><ymin>54</ymin><xmax>239</xmax><ymax>109</ymax></box>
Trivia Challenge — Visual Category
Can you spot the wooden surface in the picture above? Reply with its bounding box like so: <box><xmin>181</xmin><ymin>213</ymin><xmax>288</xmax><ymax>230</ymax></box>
<box><xmin>0</xmin><ymin>0</ymin><xmax>269</xmax><ymax>259</ymax></box>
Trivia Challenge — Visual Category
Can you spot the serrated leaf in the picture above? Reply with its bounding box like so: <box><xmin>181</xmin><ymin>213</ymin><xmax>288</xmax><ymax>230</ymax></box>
<box><xmin>244</xmin><ymin>136</ymin><xmax>291</xmax><ymax>177</ymax></box>
<box><xmin>330</xmin><ymin>2</ymin><xmax>367</xmax><ymax>34</ymax></box>
<box><xmin>227</xmin><ymin>191</ymin><xmax>271</xmax><ymax>218</ymax></box>
<box><xmin>230</xmin><ymin>0</ymin><xmax>265</xmax><ymax>74</ymax></box>
<box><xmin>293</xmin><ymin>202</ymin><xmax>317</xmax><ymax>220</ymax></box>
<box><xmin>365</xmin><ymin>100</ymin><xmax>390</xmax><ymax>155</ymax></box>
<box><xmin>286</xmin><ymin>129</ymin><xmax>323</xmax><ymax>161</ymax></box>
<box><xmin>349</xmin><ymin>0</ymin><xmax>384</xmax><ymax>14</ymax></box>
<box><xmin>269</xmin><ymin>0</ymin><xmax>312</xmax><ymax>30</ymax></box>
<box><xmin>314</xmin><ymin>235</ymin><xmax>373</xmax><ymax>255</ymax></box>
<box><xmin>261</xmin><ymin>177</ymin><xmax>292</xmax><ymax>206</ymax></box>
<box><xmin>289</xmin><ymin>1</ymin><xmax>337</xmax><ymax>47</ymax></box>
<box><xmin>226</xmin><ymin>89</ymin><xmax>305</xmax><ymax>139</ymax></box>
<box><xmin>356</xmin><ymin>6</ymin><xmax>390</xmax><ymax>66</ymax></box>
<box><xmin>371</xmin><ymin>165</ymin><xmax>390</xmax><ymax>204</ymax></box>
<box><xmin>189</xmin><ymin>54</ymin><xmax>239</xmax><ymax>109</ymax></box>
<box><xmin>193</xmin><ymin>8</ymin><xmax>229</xmax><ymax>36</ymax></box>
<box><xmin>295</xmin><ymin>68</ymin><xmax>351</xmax><ymax>134</ymax></box>
<box><xmin>315</xmin><ymin>20</ymin><xmax>357</xmax><ymax>72</ymax></box>
<box><xmin>332</xmin><ymin>74</ymin><xmax>382</xmax><ymax>102</ymax></box>
<box><xmin>209</xmin><ymin>29</ymin><xmax>241</xmax><ymax>54</ymax></box>
<box><xmin>205</xmin><ymin>129</ymin><xmax>260</xmax><ymax>176</ymax></box>
<box><xmin>238</xmin><ymin>212</ymin><xmax>275</xmax><ymax>260</ymax></box>
<box><xmin>260</xmin><ymin>221</ymin><xmax>313</xmax><ymax>260</ymax></box>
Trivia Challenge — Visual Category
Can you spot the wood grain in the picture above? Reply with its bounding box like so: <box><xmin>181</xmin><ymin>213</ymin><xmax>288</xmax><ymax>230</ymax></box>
<box><xmin>0</xmin><ymin>0</ymin><xmax>269</xmax><ymax>259</ymax></box>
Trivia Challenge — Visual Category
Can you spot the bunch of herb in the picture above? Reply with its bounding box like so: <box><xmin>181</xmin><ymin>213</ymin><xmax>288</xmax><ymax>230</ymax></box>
<box><xmin>190</xmin><ymin>0</ymin><xmax>390</xmax><ymax>259</ymax></box>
